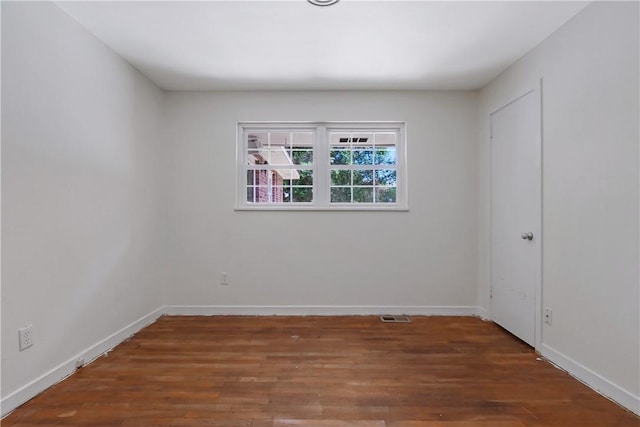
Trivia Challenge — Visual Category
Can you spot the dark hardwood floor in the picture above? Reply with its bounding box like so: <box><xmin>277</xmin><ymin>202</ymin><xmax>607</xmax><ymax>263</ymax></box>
<box><xmin>3</xmin><ymin>316</ymin><xmax>639</xmax><ymax>426</ymax></box>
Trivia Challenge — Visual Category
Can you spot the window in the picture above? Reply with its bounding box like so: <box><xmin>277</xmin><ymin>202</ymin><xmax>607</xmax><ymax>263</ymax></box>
<box><xmin>237</xmin><ymin>122</ymin><xmax>407</xmax><ymax>210</ymax></box>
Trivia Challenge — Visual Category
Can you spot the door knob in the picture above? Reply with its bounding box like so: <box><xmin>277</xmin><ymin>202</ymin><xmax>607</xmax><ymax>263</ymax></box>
<box><xmin>521</xmin><ymin>232</ymin><xmax>534</xmax><ymax>241</ymax></box>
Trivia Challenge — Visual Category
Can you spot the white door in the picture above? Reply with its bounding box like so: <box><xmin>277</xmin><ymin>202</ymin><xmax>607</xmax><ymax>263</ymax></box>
<box><xmin>490</xmin><ymin>88</ymin><xmax>541</xmax><ymax>347</ymax></box>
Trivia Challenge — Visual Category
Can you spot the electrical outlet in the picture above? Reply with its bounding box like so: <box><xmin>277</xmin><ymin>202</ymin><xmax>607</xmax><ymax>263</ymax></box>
<box><xmin>544</xmin><ymin>307</ymin><xmax>553</xmax><ymax>325</ymax></box>
<box><xmin>19</xmin><ymin>325</ymin><xmax>34</xmax><ymax>351</ymax></box>
<box><xmin>221</xmin><ymin>272</ymin><xmax>229</xmax><ymax>285</ymax></box>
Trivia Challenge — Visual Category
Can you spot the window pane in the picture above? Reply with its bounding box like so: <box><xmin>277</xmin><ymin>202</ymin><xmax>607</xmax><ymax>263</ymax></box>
<box><xmin>298</xmin><ymin>169</ymin><xmax>313</xmax><ymax>185</ymax></box>
<box><xmin>331</xmin><ymin>170</ymin><xmax>351</xmax><ymax>185</ymax></box>
<box><xmin>330</xmin><ymin>132</ymin><xmax>351</xmax><ymax>145</ymax></box>
<box><xmin>271</xmin><ymin>185</ymin><xmax>284</xmax><ymax>203</ymax></box>
<box><xmin>351</xmin><ymin>133</ymin><xmax>374</xmax><ymax>144</ymax></box>
<box><xmin>375</xmin><ymin>187</ymin><xmax>397</xmax><ymax>203</ymax></box>
<box><xmin>353</xmin><ymin>170</ymin><xmax>373</xmax><ymax>185</ymax></box>
<box><xmin>353</xmin><ymin>147</ymin><xmax>374</xmax><ymax>165</ymax></box>
<box><xmin>292</xmin><ymin>132</ymin><xmax>314</xmax><ymax>148</ymax></box>
<box><xmin>247</xmin><ymin>169</ymin><xmax>270</xmax><ymax>186</ymax></box>
<box><xmin>247</xmin><ymin>133</ymin><xmax>266</xmax><ymax>149</ymax></box>
<box><xmin>330</xmin><ymin>149</ymin><xmax>351</xmax><ymax>165</ymax></box>
<box><xmin>291</xmin><ymin>150</ymin><xmax>313</xmax><ymax>165</ymax></box>
<box><xmin>374</xmin><ymin>132</ymin><xmax>396</xmax><ymax>146</ymax></box>
<box><xmin>280</xmin><ymin>186</ymin><xmax>312</xmax><ymax>203</ymax></box>
<box><xmin>353</xmin><ymin>187</ymin><xmax>374</xmax><ymax>203</ymax></box>
<box><xmin>375</xmin><ymin>147</ymin><xmax>396</xmax><ymax>165</ymax></box>
<box><xmin>247</xmin><ymin>186</ymin><xmax>270</xmax><ymax>203</ymax></box>
<box><xmin>331</xmin><ymin>187</ymin><xmax>351</xmax><ymax>203</ymax></box>
<box><xmin>247</xmin><ymin>149</ymin><xmax>265</xmax><ymax>165</ymax></box>
<box><xmin>266</xmin><ymin>145</ymin><xmax>295</xmax><ymax>166</ymax></box>
<box><xmin>270</xmin><ymin>132</ymin><xmax>290</xmax><ymax>149</ymax></box>
<box><xmin>248</xmin><ymin>133</ymin><xmax>269</xmax><ymax>164</ymax></box>
<box><xmin>375</xmin><ymin>170</ymin><xmax>396</xmax><ymax>186</ymax></box>
<box><xmin>283</xmin><ymin>169</ymin><xmax>313</xmax><ymax>186</ymax></box>
<box><xmin>292</xmin><ymin>187</ymin><xmax>313</xmax><ymax>203</ymax></box>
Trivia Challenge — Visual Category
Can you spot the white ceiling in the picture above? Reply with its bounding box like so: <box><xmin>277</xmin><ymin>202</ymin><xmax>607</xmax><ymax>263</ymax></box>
<box><xmin>55</xmin><ymin>1</ymin><xmax>589</xmax><ymax>91</ymax></box>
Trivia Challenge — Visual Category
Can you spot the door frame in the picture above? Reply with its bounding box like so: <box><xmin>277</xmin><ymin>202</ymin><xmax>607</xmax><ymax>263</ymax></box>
<box><xmin>489</xmin><ymin>79</ymin><xmax>543</xmax><ymax>351</ymax></box>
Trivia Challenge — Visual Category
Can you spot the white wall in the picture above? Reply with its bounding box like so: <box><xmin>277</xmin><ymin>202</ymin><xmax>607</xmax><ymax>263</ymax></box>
<box><xmin>478</xmin><ymin>1</ymin><xmax>639</xmax><ymax>411</ymax></box>
<box><xmin>162</xmin><ymin>91</ymin><xmax>479</xmax><ymax>312</ymax></box>
<box><xmin>1</xmin><ymin>1</ymin><xmax>166</xmax><ymax>409</ymax></box>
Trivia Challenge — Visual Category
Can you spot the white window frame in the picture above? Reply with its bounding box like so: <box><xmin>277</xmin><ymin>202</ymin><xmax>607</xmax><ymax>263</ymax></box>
<box><xmin>236</xmin><ymin>121</ymin><xmax>408</xmax><ymax>211</ymax></box>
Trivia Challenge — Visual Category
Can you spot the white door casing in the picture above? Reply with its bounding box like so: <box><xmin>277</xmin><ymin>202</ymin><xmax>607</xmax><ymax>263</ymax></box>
<box><xmin>490</xmin><ymin>86</ymin><xmax>542</xmax><ymax>348</ymax></box>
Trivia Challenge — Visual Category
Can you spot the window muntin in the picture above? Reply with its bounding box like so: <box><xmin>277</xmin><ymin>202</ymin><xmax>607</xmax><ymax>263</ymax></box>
<box><xmin>237</xmin><ymin>122</ymin><xmax>406</xmax><ymax>210</ymax></box>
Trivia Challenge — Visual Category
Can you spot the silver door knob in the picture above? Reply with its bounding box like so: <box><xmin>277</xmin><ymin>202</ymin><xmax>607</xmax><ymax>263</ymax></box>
<box><xmin>521</xmin><ymin>232</ymin><xmax>534</xmax><ymax>241</ymax></box>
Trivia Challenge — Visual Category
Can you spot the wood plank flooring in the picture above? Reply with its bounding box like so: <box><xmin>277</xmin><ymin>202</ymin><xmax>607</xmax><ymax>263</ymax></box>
<box><xmin>3</xmin><ymin>316</ymin><xmax>639</xmax><ymax>426</ymax></box>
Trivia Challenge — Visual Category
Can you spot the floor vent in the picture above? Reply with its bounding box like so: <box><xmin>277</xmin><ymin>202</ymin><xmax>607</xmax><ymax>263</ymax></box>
<box><xmin>380</xmin><ymin>315</ymin><xmax>411</xmax><ymax>323</ymax></box>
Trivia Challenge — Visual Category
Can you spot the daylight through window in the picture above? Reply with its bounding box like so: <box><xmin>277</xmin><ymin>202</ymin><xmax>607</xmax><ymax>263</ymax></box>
<box><xmin>237</xmin><ymin>122</ymin><xmax>406</xmax><ymax>210</ymax></box>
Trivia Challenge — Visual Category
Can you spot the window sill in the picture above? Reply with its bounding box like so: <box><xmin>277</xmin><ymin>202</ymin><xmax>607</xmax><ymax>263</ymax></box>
<box><xmin>235</xmin><ymin>205</ymin><xmax>409</xmax><ymax>212</ymax></box>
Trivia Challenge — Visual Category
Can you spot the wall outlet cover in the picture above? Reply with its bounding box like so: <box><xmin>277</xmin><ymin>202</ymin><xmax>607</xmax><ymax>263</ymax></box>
<box><xmin>19</xmin><ymin>325</ymin><xmax>34</xmax><ymax>351</ymax></box>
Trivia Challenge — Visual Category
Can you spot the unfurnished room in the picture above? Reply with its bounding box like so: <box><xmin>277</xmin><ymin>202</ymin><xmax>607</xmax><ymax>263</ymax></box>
<box><xmin>1</xmin><ymin>0</ymin><xmax>639</xmax><ymax>425</ymax></box>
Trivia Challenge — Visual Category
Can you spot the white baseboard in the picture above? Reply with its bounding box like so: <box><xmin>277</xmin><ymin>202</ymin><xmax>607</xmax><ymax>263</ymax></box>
<box><xmin>0</xmin><ymin>307</ymin><xmax>165</xmax><ymax>418</ymax></box>
<box><xmin>163</xmin><ymin>305</ymin><xmax>482</xmax><ymax>317</ymax></box>
<box><xmin>540</xmin><ymin>344</ymin><xmax>640</xmax><ymax>416</ymax></box>
<box><xmin>476</xmin><ymin>306</ymin><xmax>489</xmax><ymax>320</ymax></box>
